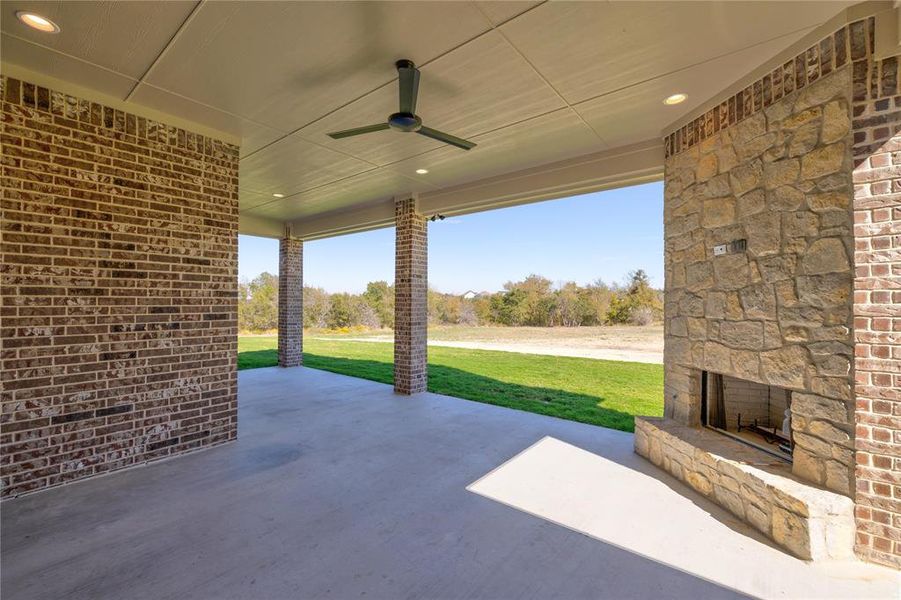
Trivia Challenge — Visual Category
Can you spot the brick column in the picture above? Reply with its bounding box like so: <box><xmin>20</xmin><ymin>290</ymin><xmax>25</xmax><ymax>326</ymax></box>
<box><xmin>278</xmin><ymin>237</ymin><xmax>303</xmax><ymax>368</ymax></box>
<box><xmin>394</xmin><ymin>198</ymin><xmax>428</xmax><ymax>394</ymax></box>
<box><xmin>850</xmin><ymin>53</ymin><xmax>901</xmax><ymax>569</ymax></box>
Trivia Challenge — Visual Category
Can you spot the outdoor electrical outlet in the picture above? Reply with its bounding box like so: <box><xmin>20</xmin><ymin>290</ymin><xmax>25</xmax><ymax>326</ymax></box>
<box><xmin>713</xmin><ymin>239</ymin><xmax>747</xmax><ymax>256</ymax></box>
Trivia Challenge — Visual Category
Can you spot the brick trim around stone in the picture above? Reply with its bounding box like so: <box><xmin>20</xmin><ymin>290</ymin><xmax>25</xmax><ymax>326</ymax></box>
<box><xmin>664</xmin><ymin>17</ymin><xmax>897</xmax><ymax>160</ymax></box>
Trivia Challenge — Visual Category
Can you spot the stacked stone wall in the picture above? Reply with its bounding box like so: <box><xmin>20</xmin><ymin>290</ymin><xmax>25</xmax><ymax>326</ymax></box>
<box><xmin>660</xmin><ymin>15</ymin><xmax>901</xmax><ymax>568</ymax></box>
<box><xmin>664</xmin><ymin>65</ymin><xmax>856</xmax><ymax>496</ymax></box>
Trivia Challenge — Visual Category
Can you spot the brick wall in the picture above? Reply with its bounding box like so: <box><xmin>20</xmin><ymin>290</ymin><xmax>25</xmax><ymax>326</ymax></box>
<box><xmin>0</xmin><ymin>76</ymin><xmax>240</xmax><ymax>498</ymax></box>
<box><xmin>393</xmin><ymin>198</ymin><xmax>427</xmax><ymax>394</ymax></box>
<box><xmin>850</xmin><ymin>54</ymin><xmax>901</xmax><ymax>569</ymax></box>
<box><xmin>278</xmin><ymin>237</ymin><xmax>303</xmax><ymax>367</ymax></box>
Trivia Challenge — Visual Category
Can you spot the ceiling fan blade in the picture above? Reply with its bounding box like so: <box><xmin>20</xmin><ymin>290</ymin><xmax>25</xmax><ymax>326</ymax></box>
<box><xmin>327</xmin><ymin>123</ymin><xmax>389</xmax><ymax>139</ymax></box>
<box><xmin>398</xmin><ymin>62</ymin><xmax>420</xmax><ymax>114</ymax></box>
<box><xmin>417</xmin><ymin>126</ymin><xmax>476</xmax><ymax>150</ymax></box>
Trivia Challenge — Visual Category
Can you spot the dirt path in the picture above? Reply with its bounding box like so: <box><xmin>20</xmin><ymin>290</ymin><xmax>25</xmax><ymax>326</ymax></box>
<box><xmin>310</xmin><ymin>325</ymin><xmax>664</xmax><ymax>364</ymax></box>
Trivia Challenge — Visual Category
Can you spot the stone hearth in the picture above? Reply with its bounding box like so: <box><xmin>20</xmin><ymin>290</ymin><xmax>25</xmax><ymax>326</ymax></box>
<box><xmin>635</xmin><ymin>418</ymin><xmax>854</xmax><ymax>560</ymax></box>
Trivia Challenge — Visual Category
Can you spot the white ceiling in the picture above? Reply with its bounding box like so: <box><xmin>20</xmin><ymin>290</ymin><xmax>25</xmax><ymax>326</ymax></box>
<box><xmin>1</xmin><ymin>1</ymin><xmax>854</xmax><ymax>233</ymax></box>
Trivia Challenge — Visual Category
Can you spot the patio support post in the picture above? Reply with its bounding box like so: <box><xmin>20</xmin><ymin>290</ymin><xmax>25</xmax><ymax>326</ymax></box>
<box><xmin>394</xmin><ymin>197</ymin><xmax>428</xmax><ymax>394</ymax></box>
<box><xmin>278</xmin><ymin>235</ymin><xmax>303</xmax><ymax>367</ymax></box>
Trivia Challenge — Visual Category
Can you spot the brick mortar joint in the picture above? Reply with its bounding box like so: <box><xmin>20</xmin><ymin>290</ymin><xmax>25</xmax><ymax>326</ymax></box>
<box><xmin>1</xmin><ymin>75</ymin><xmax>239</xmax><ymax>157</ymax></box>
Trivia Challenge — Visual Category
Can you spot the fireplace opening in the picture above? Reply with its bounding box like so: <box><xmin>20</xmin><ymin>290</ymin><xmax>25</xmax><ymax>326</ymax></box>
<box><xmin>701</xmin><ymin>371</ymin><xmax>793</xmax><ymax>461</ymax></box>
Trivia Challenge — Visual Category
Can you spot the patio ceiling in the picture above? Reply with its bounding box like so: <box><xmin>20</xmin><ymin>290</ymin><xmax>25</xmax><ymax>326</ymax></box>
<box><xmin>1</xmin><ymin>1</ymin><xmax>855</xmax><ymax>236</ymax></box>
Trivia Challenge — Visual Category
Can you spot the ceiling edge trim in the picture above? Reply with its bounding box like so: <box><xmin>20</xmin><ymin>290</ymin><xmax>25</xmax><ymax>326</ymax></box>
<box><xmin>292</xmin><ymin>201</ymin><xmax>397</xmax><ymax>241</ymax></box>
<box><xmin>287</xmin><ymin>139</ymin><xmax>664</xmax><ymax>241</ymax></box>
<box><xmin>239</xmin><ymin>212</ymin><xmax>284</xmax><ymax>239</ymax></box>
<box><xmin>419</xmin><ymin>139</ymin><xmax>663</xmax><ymax>216</ymax></box>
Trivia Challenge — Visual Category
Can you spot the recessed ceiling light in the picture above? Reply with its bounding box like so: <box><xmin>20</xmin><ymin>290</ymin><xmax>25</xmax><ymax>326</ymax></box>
<box><xmin>272</xmin><ymin>193</ymin><xmax>284</xmax><ymax>198</ymax></box>
<box><xmin>415</xmin><ymin>168</ymin><xmax>429</xmax><ymax>175</ymax></box>
<box><xmin>16</xmin><ymin>11</ymin><xmax>60</xmax><ymax>33</ymax></box>
<box><xmin>663</xmin><ymin>93</ymin><xmax>688</xmax><ymax>106</ymax></box>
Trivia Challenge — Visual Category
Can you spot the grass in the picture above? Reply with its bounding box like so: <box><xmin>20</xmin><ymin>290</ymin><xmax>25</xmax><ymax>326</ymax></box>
<box><xmin>239</xmin><ymin>336</ymin><xmax>663</xmax><ymax>432</ymax></box>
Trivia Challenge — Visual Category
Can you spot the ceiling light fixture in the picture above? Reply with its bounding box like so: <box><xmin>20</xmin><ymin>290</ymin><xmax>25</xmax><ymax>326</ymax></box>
<box><xmin>272</xmin><ymin>193</ymin><xmax>285</xmax><ymax>198</ymax></box>
<box><xmin>415</xmin><ymin>168</ymin><xmax>429</xmax><ymax>175</ymax></box>
<box><xmin>663</xmin><ymin>93</ymin><xmax>687</xmax><ymax>105</ymax></box>
<box><xmin>16</xmin><ymin>11</ymin><xmax>60</xmax><ymax>33</ymax></box>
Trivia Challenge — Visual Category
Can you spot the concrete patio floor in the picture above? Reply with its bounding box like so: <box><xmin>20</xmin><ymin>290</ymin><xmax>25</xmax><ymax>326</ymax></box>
<box><xmin>2</xmin><ymin>367</ymin><xmax>897</xmax><ymax>600</ymax></box>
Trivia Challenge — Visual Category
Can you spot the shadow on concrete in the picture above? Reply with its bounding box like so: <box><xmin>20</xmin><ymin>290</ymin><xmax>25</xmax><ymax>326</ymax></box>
<box><xmin>239</xmin><ymin>352</ymin><xmax>783</xmax><ymax>553</ymax></box>
<box><xmin>1</xmin><ymin>366</ymin><xmax>752</xmax><ymax>600</ymax></box>
<box><xmin>301</xmin><ymin>352</ymin><xmax>642</xmax><ymax>432</ymax></box>
<box><xmin>292</xmin><ymin>354</ymin><xmax>785</xmax><ymax>553</ymax></box>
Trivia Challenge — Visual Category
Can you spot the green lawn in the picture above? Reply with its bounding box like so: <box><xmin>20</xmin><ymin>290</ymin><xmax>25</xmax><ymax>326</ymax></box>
<box><xmin>238</xmin><ymin>336</ymin><xmax>663</xmax><ymax>432</ymax></box>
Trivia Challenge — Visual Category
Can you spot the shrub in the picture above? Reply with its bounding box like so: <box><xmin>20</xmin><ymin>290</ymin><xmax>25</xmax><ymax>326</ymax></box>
<box><xmin>605</xmin><ymin>270</ymin><xmax>662</xmax><ymax>325</ymax></box>
<box><xmin>630</xmin><ymin>306</ymin><xmax>655</xmax><ymax>326</ymax></box>
<box><xmin>238</xmin><ymin>271</ymin><xmax>662</xmax><ymax>331</ymax></box>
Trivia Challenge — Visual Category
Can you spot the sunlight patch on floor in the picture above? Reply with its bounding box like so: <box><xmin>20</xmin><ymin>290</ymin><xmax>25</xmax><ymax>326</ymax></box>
<box><xmin>467</xmin><ymin>437</ymin><xmax>898</xmax><ymax>600</ymax></box>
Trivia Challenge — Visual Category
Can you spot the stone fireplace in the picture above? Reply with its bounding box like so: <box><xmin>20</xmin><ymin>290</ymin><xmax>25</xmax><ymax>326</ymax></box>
<box><xmin>636</xmin><ymin>11</ymin><xmax>901</xmax><ymax>568</ymax></box>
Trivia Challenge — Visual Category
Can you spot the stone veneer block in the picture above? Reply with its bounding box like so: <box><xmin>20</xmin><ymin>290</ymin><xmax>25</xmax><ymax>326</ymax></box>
<box><xmin>393</xmin><ymin>198</ymin><xmax>428</xmax><ymax>394</ymax></box>
<box><xmin>278</xmin><ymin>237</ymin><xmax>303</xmax><ymax>367</ymax></box>
<box><xmin>635</xmin><ymin>418</ymin><xmax>855</xmax><ymax>561</ymax></box>
<box><xmin>0</xmin><ymin>76</ymin><xmax>240</xmax><ymax>498</ymax></box>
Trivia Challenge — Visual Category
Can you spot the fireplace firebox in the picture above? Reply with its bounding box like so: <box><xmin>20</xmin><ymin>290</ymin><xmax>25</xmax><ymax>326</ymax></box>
<box><xmin>701</xmin><ymin>371</ymin><xmax>793</xmax><ymax>461</ymax></box>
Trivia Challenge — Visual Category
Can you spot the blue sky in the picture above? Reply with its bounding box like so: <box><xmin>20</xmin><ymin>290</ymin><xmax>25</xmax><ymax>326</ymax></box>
<box><xmin>239</xmin><ymin>180</ymin><xmax>663</xmax><ymax>294</ymax></box>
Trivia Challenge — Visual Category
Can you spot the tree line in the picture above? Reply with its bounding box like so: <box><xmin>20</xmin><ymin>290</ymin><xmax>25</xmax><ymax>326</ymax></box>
<box><xmin>238</xmin><ymin>270</ymin><xmax>662</xmax><ymax>332</ymax></box>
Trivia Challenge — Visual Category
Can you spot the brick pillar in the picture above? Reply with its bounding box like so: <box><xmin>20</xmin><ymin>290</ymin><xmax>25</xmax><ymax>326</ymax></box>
<box><xmin>278</xmin><ymin>237</ymin><xmax>303</xmax><ymax>368</ymax></box>
<box><xmin>394</xmin><ymin>198</ymin><xmax>428</xmax><ymax>394</ymax></box>
<box><xmin>850</xmin><ymin>53</ymin><xmax>901</xmax><ymax>569</ymax></box>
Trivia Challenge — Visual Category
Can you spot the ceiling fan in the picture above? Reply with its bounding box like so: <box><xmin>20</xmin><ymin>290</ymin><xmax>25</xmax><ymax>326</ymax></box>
<box><xmin>327</xmin><ymin>59</ymin><xmax>476</xmax><ymax>151</ymax></box>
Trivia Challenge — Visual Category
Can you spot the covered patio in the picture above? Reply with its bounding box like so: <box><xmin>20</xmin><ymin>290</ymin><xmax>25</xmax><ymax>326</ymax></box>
<box><xmin>2</xmin><ymin>367</ymin><xmax>896</xmax><ymax>599</ymax></box>
<box><xmin>2</xmin><ymin>0</ymin><xmax>900</xmax><ymax>592</ymax></box>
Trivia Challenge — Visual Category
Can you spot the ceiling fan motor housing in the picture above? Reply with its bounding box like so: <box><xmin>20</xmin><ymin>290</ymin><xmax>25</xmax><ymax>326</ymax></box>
<box><xmin>388</xmin><ymin>112</ymin><xmax>422</xmax><ymax>132</ymax></box>
<box><xmin>326</xmin><ymin>58</ymin><xmax>475</xmax><ymax>150</ymax></box>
